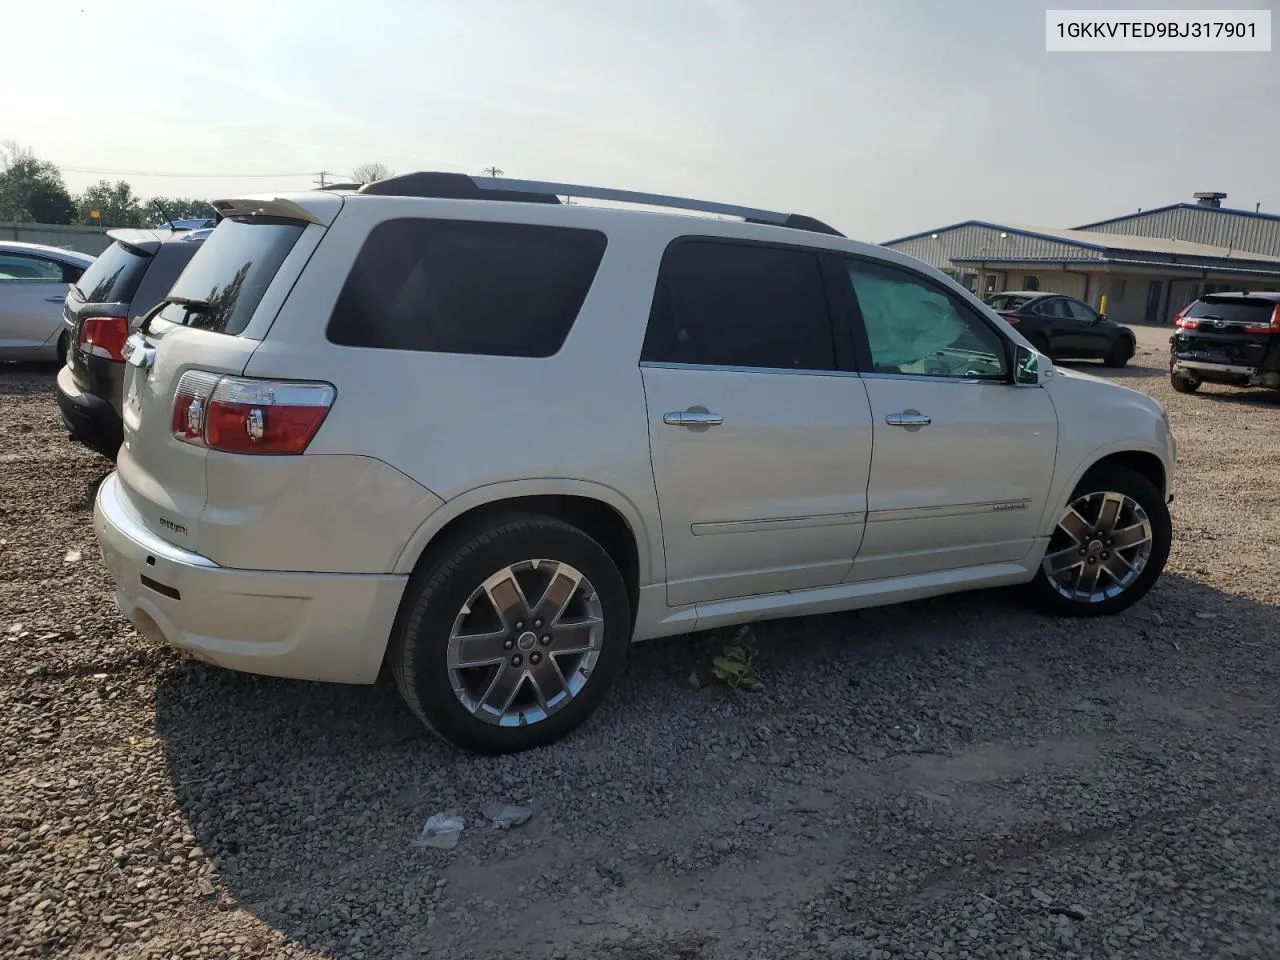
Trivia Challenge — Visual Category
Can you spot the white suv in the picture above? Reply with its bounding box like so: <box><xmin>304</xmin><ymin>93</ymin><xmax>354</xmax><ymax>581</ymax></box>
<box><xmin>93</xmin><ymin>173</ymin><xmax>1176</xmax><ymax>754</ymax></box>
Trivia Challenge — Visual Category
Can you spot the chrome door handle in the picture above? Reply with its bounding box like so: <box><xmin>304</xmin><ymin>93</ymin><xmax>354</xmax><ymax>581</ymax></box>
<box><xmin>663</xmin><ymin>410</ymin><xmax>724</xmax><ymax>427</ymax></box>
<box><xmin>886</xmin><ymin>412</ymin><xmax>932</xmax><ymax>427</ymax></box>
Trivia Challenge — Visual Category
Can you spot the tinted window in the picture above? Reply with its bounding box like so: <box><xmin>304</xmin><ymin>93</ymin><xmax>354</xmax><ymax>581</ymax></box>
<box><xmin>641</xmin><ymin>240</ymin><xmax>835</xmax><ymax>370</ymax></box>
<box><xmin>73</xmin><ymin>242</ymin><xmax>150</xmax><ymax>303</ymax></box>
<box><xmin>326</xmin><ymin>219</ymin><xmax>607</xmax><ymax>358</ymax></box>
<box><xmin>846</xmin><ymin>259</ymin><xmax>1007</xmax><ymax>380</ymax></box>
<box><xmin>986</xmin><ymin>293</ymin><xmax>1036</xmax><ymax>312</ymax></box>
<box><xmin>1187</xmin><ymin>296</ymin><xmax>1276</xmax><ymax>325</ymax></box>
<box><xmin>1033</xmin><ymin>298</ymin><xmax>1069</xmax><ymax>319</ymax></box>
<box><xmin>0</xmin><ymin>253</ymin><xmax>65</xmax><ymax>282</ymax></box>
<box><xmin>1062</xmin><ymin>299</ymin><xmax>1097</xmax><ymax>323</ymax></box>
<box><xmin>157</xmin><ymin>217</ymin><xmax>305</xmax><ymax>336</ymax></box>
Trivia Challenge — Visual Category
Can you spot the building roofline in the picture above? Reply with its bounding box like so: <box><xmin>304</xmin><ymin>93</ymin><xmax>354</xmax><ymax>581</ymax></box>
<box><xmin>951</xmin><ymin>255</ymin><xmax>1280</xmax><ymax>276</ymax></box>
<box><xmin>881</xmin><ymin>220</ymin><xmax>1108</xmax><ymax>252</ymax></box>
<box><xmin>1074</xmin><ymin>202</ymin><xmax>1280</xmax><ymax>230</ymax></box>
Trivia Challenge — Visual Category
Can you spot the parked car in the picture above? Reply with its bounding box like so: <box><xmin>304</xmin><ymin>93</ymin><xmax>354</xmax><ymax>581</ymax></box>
<box><xmin>1169</xmin><ymin>291</ymin><xmax>1280</xmax><ymax>394</ymax></box>
<box><xmin>0</xmin><ymin>241</ymin><xmax>94</xmax><ymax>363</ymax></box>
<box><xmin>984</xmin><ymin>290</ymin><xmax>1136</xmax><ymax>367</ymax></box>
<box><xmin>93</xmin><ymin>173</ymin><xmax>1176</xmax><ymax>755</ymax></box>
<box><xmin>56</xmin><ymin>227</ymin><xmax>212</xmax><ymax>459</ymax></box>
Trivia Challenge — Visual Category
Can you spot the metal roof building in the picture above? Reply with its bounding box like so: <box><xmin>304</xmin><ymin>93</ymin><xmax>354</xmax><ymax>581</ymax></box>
<box><xmin>883</xmin><ymin>193</ymin><xmax>1280</xmax><ymax>326</ymax></box>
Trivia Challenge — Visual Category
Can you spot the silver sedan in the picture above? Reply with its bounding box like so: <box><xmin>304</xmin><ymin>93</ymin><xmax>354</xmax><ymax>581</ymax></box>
<box><xmin>0</xmin><ymin>241</ymin><xmax>95</xmax><ymax>363</ymax></box>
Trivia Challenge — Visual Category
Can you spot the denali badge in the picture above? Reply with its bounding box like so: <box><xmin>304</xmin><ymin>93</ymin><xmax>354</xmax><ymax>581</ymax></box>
<box><xmin>157</xmin><ymin>517</ymin><xmax>188</xmax><ymax>537</ymax></box>
<box><xmin>991</xmin><ymin>501</ymin><xmax>1028</xmax><ymax>512</ymax></box>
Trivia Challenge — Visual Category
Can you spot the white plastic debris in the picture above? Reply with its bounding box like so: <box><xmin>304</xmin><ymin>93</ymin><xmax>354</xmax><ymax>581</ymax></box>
<box><xmin>64</xmin><ymin>549</ymin><xmax>82</xmax><ymax>564</ymax></box>
<box><xmin>413</xmin><ymin>812</ymin><xmax>465</xmax><ymax>850</ymax></box>
<box><xmin>485</xmin><ymin>803</ymin><xmax>533</xmax><ymax>830</ymax></box>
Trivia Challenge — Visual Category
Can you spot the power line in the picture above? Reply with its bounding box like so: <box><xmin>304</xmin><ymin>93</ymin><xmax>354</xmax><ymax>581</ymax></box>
<box><xmin>58</xmin><ymin>165</ymin><xmax>316</xmax><ymax>179</ymax></box>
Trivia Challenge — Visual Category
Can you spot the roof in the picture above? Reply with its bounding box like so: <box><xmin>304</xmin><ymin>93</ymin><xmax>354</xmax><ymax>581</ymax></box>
<box><xmin>883</xmin><ymin>219</ymin><xmax>1280</xmax><ymax>264</ymax></box>
<box><xmin>988</xmin><ymin>290</ymin><xmax>1051</xmax><ymax>299</ymax></box>
<box><xmin>0</xmin><ymin>240</ymin><xmax>95</xmax><ymax>264</ymax></box>
<box><xmin>1198</xmin><ymin>290</ymin><xmax>1280</xmax><ymax>302</ymax></box>
<box><xmin>1075</xmin><ymin>202</ymin><xmax>1280</xmax><ymax>230</ymax></box>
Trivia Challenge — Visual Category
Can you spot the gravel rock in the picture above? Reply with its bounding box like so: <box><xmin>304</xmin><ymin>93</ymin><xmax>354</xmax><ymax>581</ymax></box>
<box><xmin>3</xmin><ymin>331</ymin><xmax>1280</xmax><ymax>958</ymax></box>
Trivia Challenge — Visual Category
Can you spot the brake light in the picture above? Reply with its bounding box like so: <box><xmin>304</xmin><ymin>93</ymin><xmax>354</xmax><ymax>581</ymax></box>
<box><xmin>78</xmin><ymin>316</ymin><xmax>129</xmax><ymax>360</ymax></box>
<box><xmin>171</xmin><ymin>371</ymin><xmax>335</xmax><ymax>454</ymax></box>
<box><xmin>1243</xmin><ymin>304</ymin><xmax>1280</xmax><ymax>335</ymax></box>
<box><xmin>999</xmin><ymin>312</ymin><xmax>1019</xmax><ymax>325</ymax></box>
<box><xmin>1173</xmin><ymin>305</ymin><xmax>1197</xmax><ymax>329</ymax></box>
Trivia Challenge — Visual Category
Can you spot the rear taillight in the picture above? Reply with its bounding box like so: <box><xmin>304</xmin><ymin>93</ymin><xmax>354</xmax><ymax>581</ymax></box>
<box><xmin>999</xmin><ymin>312</ymin><xmax>1019</xmax><ymax>325</ymax></box>
<box><xmin>171</xmin><ymin>371</ymin><xmax>335</xmax><ymax>455</ymax></box>
<box><xmin>1243</xmin><ymin>304</ymin><xmax>1280</xmax><ymax>335</ymax></box>
<box><xmin>78</xmin><ymin>316</ymin><xmax>129</xmax><ymax>360</ymax></box>
<box><xmin>1173</xmin><ymin>305</ymin><xmax>1196</xmax><ymax>329</ymax></box>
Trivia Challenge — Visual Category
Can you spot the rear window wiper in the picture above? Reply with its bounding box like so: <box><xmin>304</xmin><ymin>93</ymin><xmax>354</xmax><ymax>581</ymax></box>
<box><xmin>138</xmin><ymin>296</ymin><xmax>213</xmax><ymax>335</ymax></box>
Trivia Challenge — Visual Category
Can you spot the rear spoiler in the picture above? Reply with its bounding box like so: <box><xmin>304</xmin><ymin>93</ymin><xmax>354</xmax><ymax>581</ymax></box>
<box><xmin>209</xmin><ymin>194</ymin><xmax>342</xmax><ymax>226</ymax></box>
<box><xmin>105</xmin><ymin>229</ymin><xmax>164</xmax><ymax>256</ymax></box>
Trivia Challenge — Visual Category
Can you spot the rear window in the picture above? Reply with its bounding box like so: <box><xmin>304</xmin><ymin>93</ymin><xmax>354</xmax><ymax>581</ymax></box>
<box><xmin>1187</xmin><ymin>296</ymin><xmax>1277</xmax><ymax>325</ymax></box>
<box><xmin>156</xmin><ymin>217</ymin><xmax>306</xmax><ymax>336</ymax></box>
<box><xmin>74</xmin><ymin>242</ymin><xmax>150</xmax><ymax>304</ymax></box>
<box><xmin>986</xmin><ymin>294</ymin><xmax>1036</xmax><ymax>312</ymax></box>
<box><xmin>326</xmin><ymin>218</ymin><xmax>608</xmax><ymax>358</ymax></box>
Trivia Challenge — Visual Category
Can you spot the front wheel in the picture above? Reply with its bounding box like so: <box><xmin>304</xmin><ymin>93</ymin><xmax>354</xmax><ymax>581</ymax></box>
<box><xmin>1026</xmin><ymin>465</ymin><xmax>1171</xmax><ymax>617</ymax></box>
<box><xmin>389</xmin><ymin>514</ymin><xmax>631</xmax><ymax>754</ymax></box>
<box><xmin>1104</xmin><ymin>338</ymin><xmax>1133</xmax><ymax>368</ymax></box>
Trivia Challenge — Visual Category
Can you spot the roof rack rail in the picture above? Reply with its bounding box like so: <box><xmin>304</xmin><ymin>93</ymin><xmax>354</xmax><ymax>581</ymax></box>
<box><xmin>357</xmin><ymin>172</ymin><xmax>844</xmax><ymax>237</ymax></box>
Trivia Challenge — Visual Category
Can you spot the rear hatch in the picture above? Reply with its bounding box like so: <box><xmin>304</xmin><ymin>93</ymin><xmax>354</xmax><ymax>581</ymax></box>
<box><xmin>1173</xmin><ymin>295</ymin><xmax>1280</xmax><ymax>368</ymax></box>
<box><xmin>64</xmin><ymin>233</ymin><xmax>157</xmax><ymax>386</ymax></box>
<box><xmin>115</xmin><ymin>194</ymin><xmax>342</xmax><ymax>556</ymax></box>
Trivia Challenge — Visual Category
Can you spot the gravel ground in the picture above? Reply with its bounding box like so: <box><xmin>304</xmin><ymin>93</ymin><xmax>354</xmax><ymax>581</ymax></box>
<box><xmin>2</xmin><ymin>328</ymin><xmax>1279</xmax><ymax>959</ymax></box>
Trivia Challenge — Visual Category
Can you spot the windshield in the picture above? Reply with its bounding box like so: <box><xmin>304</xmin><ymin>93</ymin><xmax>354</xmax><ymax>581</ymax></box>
<box><xmin>73</xmin><ymin>241</ymin><xmax>150</xmax><ymax>304</ymax></box>
<box><xmin>156</xmin><ymin>217</ymin><xmax>306</xmax><ymax>336</ymax></box>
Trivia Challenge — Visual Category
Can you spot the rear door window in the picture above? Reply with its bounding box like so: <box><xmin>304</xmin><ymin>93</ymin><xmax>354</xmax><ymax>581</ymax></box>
<box><xmin>326</xmin><ymin>218</ymin><xmax>607</xmax><ymax>358</ymax></box>
<box><xmin>641</xmin><ymin>239</ymin><xmax>836</xmax><ymax>371</ymax></box>
<box><xmin>156</xmin><ymin>217</ymin><xmax>306</xmax><ymax>336</ymax></box>
<box><xmin>73</xmin><ymin>242</ymin><xmax>151</xmax><ymax>304</ymax></box>
<box><xmin>1187</xmin><ymin>297</ymin><xmax>1277</xmax><ymax>325</ymax></box>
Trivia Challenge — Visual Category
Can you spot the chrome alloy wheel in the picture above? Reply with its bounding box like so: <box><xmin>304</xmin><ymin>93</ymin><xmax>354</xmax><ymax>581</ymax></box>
<box><xmin>446</xmin><ymin>560</ymin><xmax>604</xmax><ymax>727</ymax></box>
<box><xmin>1042</xmin><ymin>491</ymin><xmax>1154</xmax><ymax>604</ymax></box>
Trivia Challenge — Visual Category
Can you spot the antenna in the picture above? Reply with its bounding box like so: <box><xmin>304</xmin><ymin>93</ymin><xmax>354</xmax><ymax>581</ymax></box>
<box><xmin>152</xmin><ymin>199</ymin><xmax>176</xmax><ymax>229</ymax></box>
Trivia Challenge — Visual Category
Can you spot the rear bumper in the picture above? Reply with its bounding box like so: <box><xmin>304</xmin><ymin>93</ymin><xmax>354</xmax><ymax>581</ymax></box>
<box><xmin>1170</xmin><ymin>332</ymin><xmax>1280</xmax><ymax>385</ymax></box>
<box><xmin>93</xmin><ymin>471</ymin><xmax>407</xmax><ymax>684</ymax></box>
<box><xmin>56</xmin><ymin>365</ymin><xmax>123</xmax><ymax>459</ymax></box>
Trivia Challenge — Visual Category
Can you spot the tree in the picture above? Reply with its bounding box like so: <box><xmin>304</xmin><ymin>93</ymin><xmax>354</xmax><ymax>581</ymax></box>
<box><xmin>145</xmin><ymin>197</ymin><xmax>217</xmax><ymax>225</ymax></box>
<box><xmin>0</xmin><ymin>141</ymin><xmax>76</xmax><ymax>224</ymax></box>
<box><xmin>75</xmin><ymin>180</ymin><xmax>145</xmax><ymax>228</ymax></box>
<box><xmin>352</xmin><ymin>162</ymin><xmax>393</xmax><ymax>184</ymax></box>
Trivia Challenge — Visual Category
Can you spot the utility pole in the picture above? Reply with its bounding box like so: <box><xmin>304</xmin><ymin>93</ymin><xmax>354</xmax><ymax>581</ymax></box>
<box><xmin>314</xmin><ymin>170</ymin><xmax>332</xmax><ymax>189</ymax></box>
<box><xmin>481</xmin><ymin>166</ymin><xmax>503</xmax><ymax>178</ymax></box>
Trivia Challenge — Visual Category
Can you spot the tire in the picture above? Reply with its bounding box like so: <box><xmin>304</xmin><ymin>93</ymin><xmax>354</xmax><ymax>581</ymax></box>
<box><xmin>1170</xmin><ymin>370</ymin><xmax>1201</xmax><ymax>393</ymax></box>
<box><xmin>1026</xmin><ymin>464</ymin><xmax>1171</xmax><ymax>618</ymax></box>
<box><xmin>1103</xmin><ymin>337</ymin><xmax>1133</xmax><ymax>368</ymax></box>
<box><xmin>1029</xmin><ymin>335</ymin><xmax>1051</xmax><ymax>358</ymax></box>
<box><xmin>389</xmin><ymin>513</ymin><xmax>631</xmax><ymax>754</ymax></box>
<box><xmin>56</xmin><ymin>332</ymin><xmax>69</xmax><ymax>368</ymax></box>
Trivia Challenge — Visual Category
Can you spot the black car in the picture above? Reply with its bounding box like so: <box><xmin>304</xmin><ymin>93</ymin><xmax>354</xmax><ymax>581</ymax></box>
<box><xmin>984</xmin><ymin>290</ymin><xmax>1136</xmax><ymax>368</ymax></box>
<box><xmin>55</xmin><ymin>227</ymin><xmax>212</xmax><ymax>459</ymax></box>
<box><xmin>1169</xmin><ymin>291</ymin><xmax>1280</xmax><ymax>394</ymax></box>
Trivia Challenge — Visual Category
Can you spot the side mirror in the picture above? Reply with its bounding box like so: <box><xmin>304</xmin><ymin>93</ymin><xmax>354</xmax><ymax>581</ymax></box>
<box><xmin>1013</xmin><ymin>343</ymin><xmax>1040</xmax><ymax>385</ymax></box>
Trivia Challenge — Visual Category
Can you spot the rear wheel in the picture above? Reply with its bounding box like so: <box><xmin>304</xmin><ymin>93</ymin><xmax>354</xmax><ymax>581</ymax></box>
<box><xmin>1026</xmin><ymin>465</ymin><xmax>1170</xmax><ymax>617</ymax></box>
<box><xmin>1028</xmin><ymin>334</ymin><xmax>1051</xmax><ymax>357</ymax></box>
<box><xmin>1170</xmin><ymin>369</ymin><xmax>1201</xmax><ymax>393</ymax></box>
<box><xmin>56</xmin><ymin>332</ymin><xmax>69</xmax><ymax>367</ymax></box>
<box><xmin>1104</xmin><ymin>337</ymin><xmax>1133</xmax><ymax>368</ymax></box>
<box><xmin>389</xmin><ymin>514</ymin><xmax>631</xmax><ymax>754</ymax></box>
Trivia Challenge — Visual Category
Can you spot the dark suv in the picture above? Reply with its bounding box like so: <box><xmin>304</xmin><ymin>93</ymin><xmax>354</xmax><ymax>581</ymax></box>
<box><xmin>55</xmin><ymin>227</ymin><xmax>211</xmax><ymax>458</ymax></box>
<box><xmin>1170</xmin><ymin>291</ymin><xmax>1280</xmax><ymax>394</ymax></box>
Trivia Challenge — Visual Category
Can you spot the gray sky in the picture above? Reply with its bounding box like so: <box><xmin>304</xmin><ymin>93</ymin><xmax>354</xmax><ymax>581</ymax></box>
<box><xmin>7</xmin><ymin>0</ymin><xmax>1277</xmax><ymax>240</ymax></box>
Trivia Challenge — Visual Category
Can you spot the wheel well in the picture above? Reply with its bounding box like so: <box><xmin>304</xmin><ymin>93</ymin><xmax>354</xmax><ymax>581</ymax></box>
<box><xmin>1086</xmin><ymin>451</ymin><xmax>1165</xmax><ymax>495</ymax></box>
<box><xmin>410</xmin><ymin>495</ymin><xmax>641</xmax><ymax>619</ymax></box>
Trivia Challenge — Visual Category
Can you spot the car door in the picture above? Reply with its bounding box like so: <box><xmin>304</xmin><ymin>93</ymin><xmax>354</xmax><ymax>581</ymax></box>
<box><xmin>0</xmin><ymin>252</ymin><xmax>73</xmax><ymax>357</ymax></box>
<box><xmin>1061</xmin><ymin>298</ymin><xmax>1109</xmax><ymax>357</ymax></box>
<box><xmin>640</xmin><ymin>238</ymin><xmax>874</xmax><ymax>607</ymax></box>
<box><xmin>835</xmin><ymin>256</ymin><xmax>1059</xmax><ymax>582</ymax></box>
